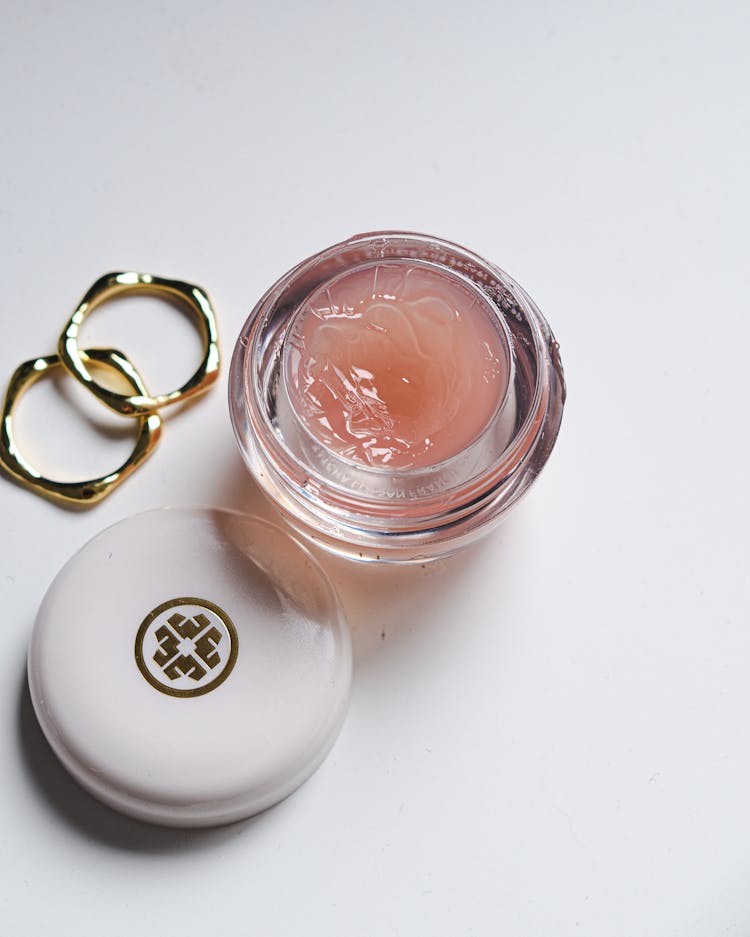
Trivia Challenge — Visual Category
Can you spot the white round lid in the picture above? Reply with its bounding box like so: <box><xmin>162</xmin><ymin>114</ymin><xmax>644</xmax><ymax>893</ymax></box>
<box><xmin>28</xmin><ymin>507</ymin><xmax>352</xmax><ymax>827</ymax></box>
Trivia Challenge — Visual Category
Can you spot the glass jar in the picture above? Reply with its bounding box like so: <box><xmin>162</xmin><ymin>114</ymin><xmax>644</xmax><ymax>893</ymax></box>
<box><xmin>229</xmin><ymin>231</ymin><xmax>565</xmax><ymax>563</ymax></box>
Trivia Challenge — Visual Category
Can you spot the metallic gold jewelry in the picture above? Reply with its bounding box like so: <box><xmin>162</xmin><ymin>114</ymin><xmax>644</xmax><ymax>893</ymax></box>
<box><xmin>58</xmin><ymin>272</ymin><xmax>220</xmax><ymax>417</ymax></box>
<box><xmin>0</xmin><ymin>348</ymin><xmax>162</xmax><ymax>505</ymax></box>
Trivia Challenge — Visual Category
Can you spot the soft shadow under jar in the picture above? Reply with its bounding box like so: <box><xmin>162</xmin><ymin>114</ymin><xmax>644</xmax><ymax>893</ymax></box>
<box><xmin>229</xmin><ymin>231</ymin><xmax>565</xmax><ymax>563</ymax></box>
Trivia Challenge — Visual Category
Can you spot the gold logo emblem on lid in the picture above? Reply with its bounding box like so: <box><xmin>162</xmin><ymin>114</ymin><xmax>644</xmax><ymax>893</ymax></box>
<box><xmin>135</xmin><ymin>598</ymin><xmax>238</xmax><ymax>698</ymax></box>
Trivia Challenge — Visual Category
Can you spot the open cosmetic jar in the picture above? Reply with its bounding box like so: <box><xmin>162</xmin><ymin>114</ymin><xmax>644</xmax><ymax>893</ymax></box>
<box><xmin>229</xmin><ymin>231</ymin><xmax>565</xmax><ymax>562</ymax></box>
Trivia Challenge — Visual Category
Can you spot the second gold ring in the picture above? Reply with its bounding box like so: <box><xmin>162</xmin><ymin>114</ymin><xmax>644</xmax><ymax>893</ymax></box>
<box><xmin>57</xmin><ymin>271</ymin><xmax>221</xmax><ymax>417</ymax></box>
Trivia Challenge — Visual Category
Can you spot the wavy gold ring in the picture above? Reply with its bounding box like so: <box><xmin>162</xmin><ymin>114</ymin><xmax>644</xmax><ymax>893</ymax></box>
<box><xmin>0</xmin><ymin>348</ymin><xmax>162</xmax><ymax>505</ymax></box>
<box><xmin>58</xmin><ymin>272</ymin><xmax>220</xmax><ymax>417</ymax></box>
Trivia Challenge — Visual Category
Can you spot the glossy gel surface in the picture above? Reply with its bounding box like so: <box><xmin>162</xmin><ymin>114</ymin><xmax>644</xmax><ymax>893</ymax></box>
<box><xmin>283</xmin><ymin>262</ymin><xmax>509</xmax><ymax>469</ymax></box>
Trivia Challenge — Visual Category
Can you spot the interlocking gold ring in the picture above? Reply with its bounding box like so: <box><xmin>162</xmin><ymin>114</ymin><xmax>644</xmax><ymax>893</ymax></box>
<box><xmin>0</xmin><ymin>348</ymin><xmax>162</xmax><ymax>505</ymax></box>
<box><xmin>58</xmin><ymin>272</ymin><xmax>220</xmax><ymax>416</ymax></box>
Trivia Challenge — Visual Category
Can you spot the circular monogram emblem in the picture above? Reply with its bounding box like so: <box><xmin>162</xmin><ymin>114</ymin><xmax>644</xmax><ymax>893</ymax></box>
<box><xmin>134</xmin><ymin>597</ymin><xmax>238</xmax><ymax>698</ymax></box>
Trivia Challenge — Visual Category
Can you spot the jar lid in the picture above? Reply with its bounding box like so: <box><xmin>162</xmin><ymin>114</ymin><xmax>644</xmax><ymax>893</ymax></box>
<box><xmin>27</xmin><ymin>508</ymin><xmax>352</xmax><ymax>827</ymax></box>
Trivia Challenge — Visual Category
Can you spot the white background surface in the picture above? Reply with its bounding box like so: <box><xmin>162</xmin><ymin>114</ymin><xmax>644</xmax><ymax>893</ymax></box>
<box><xmin>1</xmin><ymin>1</ymin><xmax>748</xmax><ymax>934</ymax></box>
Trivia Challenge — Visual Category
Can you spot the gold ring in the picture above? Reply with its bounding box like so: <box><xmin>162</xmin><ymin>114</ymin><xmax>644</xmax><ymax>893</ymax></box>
<box><xmin>0</xmin><ymin>348</ymin><xmax>162</xmax><ymax>505</ymax></box>
<box><xmin>58</xmin><ymin>272</ymin><xmax>220</xmax><ymax>416</ymax></box>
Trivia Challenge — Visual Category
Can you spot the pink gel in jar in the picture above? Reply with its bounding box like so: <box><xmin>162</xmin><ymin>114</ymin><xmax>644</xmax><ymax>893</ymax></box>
<box><xmin>283</xmin><ymin>262</ymin><xmax>510</xmax><ymax>470</ymax></box>
<box><xmin>229</xmin><ymin>232</ymin><xmax>565</xmax><ymax>563</ymax></box>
